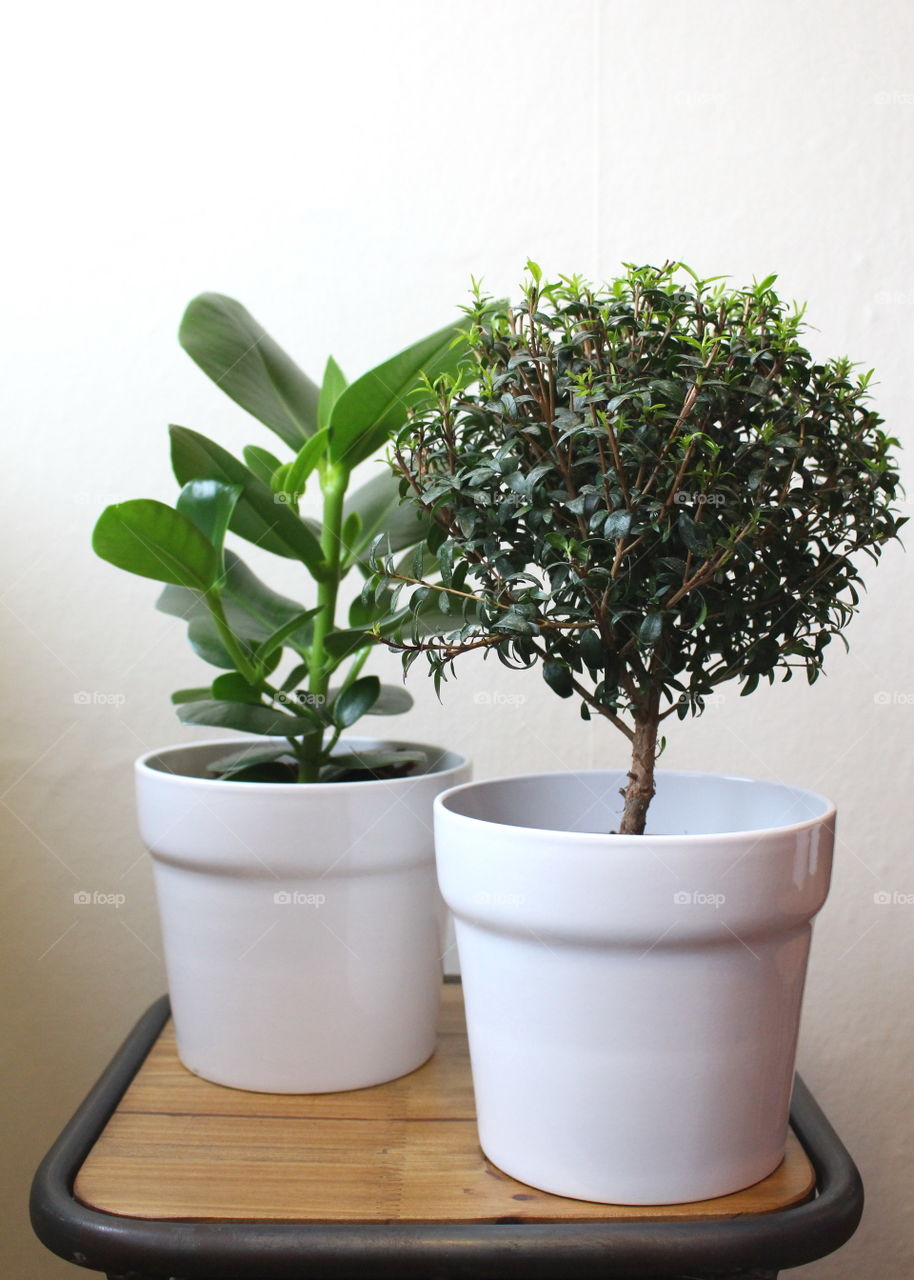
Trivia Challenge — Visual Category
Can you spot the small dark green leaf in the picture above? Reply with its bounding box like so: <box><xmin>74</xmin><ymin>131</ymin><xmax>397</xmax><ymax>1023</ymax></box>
<box><xmin>603</xmin><ymin>509</ymin><xmax>632</xmax><ymax>539</ymax></box>
<box><xmin>639</xmin><ymin>612</ymin><xmax>663</xmax><ymax>644</ymax></box>
<box><xmin>332</xmin><ymin>675</ymin><xmax>381</xmax><ymax>728</ymax></box>
<box><xmin>543</xmin><ymin>660</ymin><xmax>574</xmax><ymax>698</ymax></box>
<box><xmin>677</xmin><ymin>511</ymin><xmax>712</xmax><ymax>555</ymax></box>
<box><xmin>579</xmin><ymin>629</ymin><xmax>605</xmax><ymax>670</ymax></box>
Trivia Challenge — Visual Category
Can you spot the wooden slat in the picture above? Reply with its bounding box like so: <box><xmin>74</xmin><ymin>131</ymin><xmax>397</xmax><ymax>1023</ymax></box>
<box><xmin>74</xmin><ymin>985</ymin><xmax>815</xmax><ymax>1223</ymax></box>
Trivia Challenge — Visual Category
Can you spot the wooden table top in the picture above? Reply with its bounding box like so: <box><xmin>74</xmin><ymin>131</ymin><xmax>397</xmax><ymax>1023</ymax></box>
<box><xmin>74</xmin><ymin>984</ymin><xmax>815</xmax><ymax>1225</ymax></box>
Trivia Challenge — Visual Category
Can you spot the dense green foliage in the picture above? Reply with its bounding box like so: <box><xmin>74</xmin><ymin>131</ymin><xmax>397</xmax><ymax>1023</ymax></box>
<box><xmin>93</xmin><ymin>294</ymin><xmax>470</xmax><ymax>782</ymax></box>
<box><xmin>376</xmin><ymin>262</ymin><xmax>904</xmax><ymax>830</ymax></box>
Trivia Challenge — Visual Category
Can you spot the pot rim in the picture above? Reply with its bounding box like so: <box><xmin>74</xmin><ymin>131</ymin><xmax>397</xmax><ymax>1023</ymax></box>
<box><xmin>135</xmin><ymin>736</ymin><xmax>469</xmax><ymax>792</ymax></box>
<box><xmin>435</xmin><ymin>767</ymin><xmax>835</xmax><ymax>844</ymax></box>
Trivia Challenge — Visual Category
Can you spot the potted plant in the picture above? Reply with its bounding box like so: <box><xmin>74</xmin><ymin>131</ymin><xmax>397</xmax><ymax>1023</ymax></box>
<box><xmin>92</xmin><ymin>293</ymin><xmax>471</xmax><ymax>1092</ymax></box>
<box><xmin>373</xmin><ymin>262</ymin><xmax>904</xmax><ymax>1202</ymax></box>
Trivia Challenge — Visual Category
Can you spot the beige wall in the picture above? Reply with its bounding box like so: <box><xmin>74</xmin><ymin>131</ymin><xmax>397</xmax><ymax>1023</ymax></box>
<box><xmin>4</xmin><ymin>1</ymin><xmax>914</xmax><ymax>1275</ymax></box>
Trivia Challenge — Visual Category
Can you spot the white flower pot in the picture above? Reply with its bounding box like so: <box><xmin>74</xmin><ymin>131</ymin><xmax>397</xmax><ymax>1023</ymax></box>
<box><xmin>435</xmin><ymin>769</ymin><xmax>834</xmax><ymax>1204</ymax></box>
<box><xmin>136</xmin><ymin>737</ymin><xmax>470</xmax><ymax>1092</ymax></box>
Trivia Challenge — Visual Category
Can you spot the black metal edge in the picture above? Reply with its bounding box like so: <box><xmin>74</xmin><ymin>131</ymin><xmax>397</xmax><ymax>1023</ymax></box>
<box><xmin>30</xmin><ymin>999</ymin><xmax>864</xmax><ymax>1279</ymax></box>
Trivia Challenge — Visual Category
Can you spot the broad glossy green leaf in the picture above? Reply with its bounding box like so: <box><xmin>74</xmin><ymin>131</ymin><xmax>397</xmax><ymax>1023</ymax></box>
<box><xmin>342</xmin><ymin>469</ymin><xmax>429</xmax><ymax>561</ymax></box>
<box><xmin>206</xmin><ymin>743</ymin><xmax>296</xmax><ymax>774</ymax></box>
<box><xmin>157</xmin><ymin>550</ymin><xmax>314</xmax><ymax>649</ymax></box>
<box><xmin>320</xmin><ymin>747</ymin><xmax>426</xmax><ymax>781</ymax></box>
<box><xmin>176</xmin><ymin>699</ymin><xmax>320</xmax><ymax>736</ymax></box>
<box><xmin>332</xmin><ymin>675</ymin><xmax>380</xmax><ymax>728</ymax></box>
<box><xmin>318</xmin><ymin>356</ymin><xmax>347</xmax><ymax>430</ymax></box>
<box><xmin>187</xmin><ymin>616</ymin><xmax>236</xmax><ymax>668</ymax></box>
<box><xmin>170</xmin><ymin>426</ymin><xmax>324</xmax><ymax>571</ymax></box>
<box><xmin>211</xmin><ymin>672</ymin><xmax>263</xmax><ymax>704</ymax></box>
<box><xmin>328</xmin><ymin>322</ymin><xmax>471</xmax><ymax>467</ymax></box>
<box><xmin>322</xmin><ymin>628</ymin><xmax>375</xmax><ymax>659</ymax></box>
<box><xmin>179</xmin><ymin>294</ymin><xmax>319</xmax><ymax>448</ymax></box>
<box><xmin>243</xmin><ymin>445</ymin><xmax>282</xmax><ymax>487</ymax></box>
<box><xmin>367</xmin><ymin>684</ymin><xmax>413</xmax><ymax>715</ymax></box>
<box><xmin>93</xmin><ymin>500</ymin><xmax>219</xmax><ymax>590</ymax></box>
<box><xmin>176</xmin><ymin>479</ymin><xmax>242</xmax><ymax>558</ymax></box>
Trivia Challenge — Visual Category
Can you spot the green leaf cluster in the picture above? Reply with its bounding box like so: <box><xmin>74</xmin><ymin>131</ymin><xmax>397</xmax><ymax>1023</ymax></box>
<box><xmin>380</xmin><ymin>262</ymin><xmax>904</xmax><ymax>751</ymax></box>
<box><xmin>93</xmin><ymin>294</ymin><xmax>471</xmax><ymax>781</ymax></box>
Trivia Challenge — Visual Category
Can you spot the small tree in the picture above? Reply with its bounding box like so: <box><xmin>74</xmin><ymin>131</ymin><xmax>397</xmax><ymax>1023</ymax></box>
<box><xmin>374</xmin><ymin>263</ymin><xmax>904</xmax><ymax>833</ymax></box>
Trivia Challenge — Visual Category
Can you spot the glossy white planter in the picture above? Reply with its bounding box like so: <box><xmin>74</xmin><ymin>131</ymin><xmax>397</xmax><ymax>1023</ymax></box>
<box><xmin>435</xmin><ymin>769</ymin><xmax>834</xmax><ymax>1204</ymax></box>
<box><xmin>136</xmin><ymin>737</ymin><xmax>470</xmax><ymax>1092</ymax></box>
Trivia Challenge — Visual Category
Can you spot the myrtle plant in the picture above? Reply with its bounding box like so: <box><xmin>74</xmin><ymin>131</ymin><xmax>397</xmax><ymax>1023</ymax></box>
<box><xmin>93</xmin><ymin>293</ymin><xmax>470</xmax><ymax>782</ymax></box>
<box><xmin>374</xmin><ymin>262</ymin><xmax>904</xmax><ymax>833</ymax></box>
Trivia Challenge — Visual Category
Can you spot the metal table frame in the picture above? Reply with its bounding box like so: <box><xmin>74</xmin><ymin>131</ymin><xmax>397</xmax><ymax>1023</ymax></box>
<box><xmin>31</xmin><ymin>995</ymin><xmax>863</xmax><ymax>1280</ymax></box>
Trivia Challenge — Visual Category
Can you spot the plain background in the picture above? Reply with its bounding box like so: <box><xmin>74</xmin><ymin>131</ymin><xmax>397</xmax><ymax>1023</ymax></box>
<box><xmin>3</xmin><ymin>1</ymin><xmax>913</xmax><ymax>1275</ymax></box>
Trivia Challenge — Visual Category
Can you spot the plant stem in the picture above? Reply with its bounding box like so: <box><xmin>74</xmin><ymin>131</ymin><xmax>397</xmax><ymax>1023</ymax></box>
<box><xmin>297</xmin><ymin>463</ymin><xmax>348</xmax><ymax>782</ymax></box>
<box><xmin>619</xmin><ymin>685</ymin><xmax>661</xmax><ymax>835</ymax></box>
<box><xmin>204</xmin><ymin>591</ymin><xmax>260</xmax><ymax>687</ymax></box>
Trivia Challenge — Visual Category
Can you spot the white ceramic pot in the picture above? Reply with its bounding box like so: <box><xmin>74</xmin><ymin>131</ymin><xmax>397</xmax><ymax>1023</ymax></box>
<box><xmin>136</xmin><ymin>737</ymin><xmax>470</xmax><ymax>1092</ymax></box>
<box><xmin>435</xmin><ymin>769</ymin><xmax>834</xmax><ymax>1204</ymax></box>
